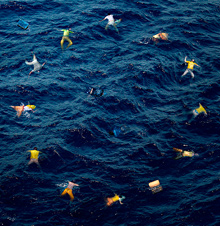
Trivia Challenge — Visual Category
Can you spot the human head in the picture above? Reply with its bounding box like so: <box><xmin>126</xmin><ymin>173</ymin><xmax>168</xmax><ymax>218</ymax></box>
<box><xmin>120</xmin><ymin>195</ymin><xmax>125</xmax><ymax>201</ymax></box>
<box><xmin>108</xmin><ymin>13</ymin><xmax>111</xmax><ymax>15</ymax></box>
<box><xmin>34</xmin><ymin>147</ymin><xmax>37</xmax><ymax>150</ymax></box>
<box><xmin>69</xmin><ymin>28</ymin><xmax>71</xmax><ymax>30</ymax></box>
<box><xmin>191</xmin><ymin>59</ymin><xmax>194</xmax><ymax>62</ymax></box>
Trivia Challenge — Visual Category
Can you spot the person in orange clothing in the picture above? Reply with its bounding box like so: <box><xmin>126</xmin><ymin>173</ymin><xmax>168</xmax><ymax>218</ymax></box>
<box><xmin>61</xmin><ymin>181</ymin><xmax>79</xmax><ymax>201</ymax></box>
<box><xmin>173</xmin><ymin>147</ymin><xmax>196</xmax><ymax>160</ymax></box>
<box><xmin>27</xmin><ymin>147</ymin><xmax>41</xmax><ymax>166</ymax></box>
<box><xmin>152</xmin><ymin>33</ymin><xmax>168</xmax><ymax>43</ymax></box>
<box><xmin>105</xmin><ymin>194</ymin><xmax>125</xmax><ymax>206</ymax></box>
<box><xmin>182</xmin><ymin>56</ymin><xmax>200</xmax><ymax>78</ymax></box>
<box><xmin>11</xmin><ymin>104</ymin><xmax>36</xmax><ymax>117</ymax></box>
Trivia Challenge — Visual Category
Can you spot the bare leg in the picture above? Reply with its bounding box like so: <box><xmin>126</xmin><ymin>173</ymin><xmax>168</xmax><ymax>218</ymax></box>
<box><xmin>105</xmin><ymin>23</ymin><xmax>109</xmax><ymax>30</ymax></box>
<box><xmin>28</xmin><ymin>159</ymin><xmax>40</xmax><ymax>166</ymax></box>
<box><xmin>182</xmin><ymin>69</ymin><xmax>189</xmax><ymax>77</ymax></box>
<box><xmin>113</xmin><ymin>24</ymin><xmax>119</xmax><ymax>34</ymax></box>
<box><xmin>189</xmin><ymin>70</ymin><xmax>195</xmax><ymax>78</ymax></box>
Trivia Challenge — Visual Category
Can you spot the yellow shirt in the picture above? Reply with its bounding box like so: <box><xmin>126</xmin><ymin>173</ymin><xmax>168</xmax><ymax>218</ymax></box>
<box><xmin>182</xmin><ymin>151</ymin><xmax>194</xmax><ymax>157</ymax></box>
<box><xmin>186</xmin><ymin>61</ymin><xmax>198</xmax><ymax>70</ymax></box>
<box><xmin>28</xmin><ymin>150</ymin><xmax>40</xmax><ymax>159</ymax></box>
<box><xmin>62</xmin><ymin>29</ymin><xmax>73</xmax><ymax>36</ymax></box>
<box><xmin>196</xmin><ymin>104</ymin><xmax>207</xmax><ymax>114</ymax></box>
<box><xmin>112</xmin><ymin>195</ymin><xmax>120</xmax><ymax>202</ymax></box>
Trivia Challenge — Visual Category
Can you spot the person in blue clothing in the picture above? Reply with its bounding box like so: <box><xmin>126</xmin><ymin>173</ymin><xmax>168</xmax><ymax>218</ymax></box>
<box><xmin>109</xmin><ymin>127</ymin><xmax>124</xmax><ymax>137</ymax></box>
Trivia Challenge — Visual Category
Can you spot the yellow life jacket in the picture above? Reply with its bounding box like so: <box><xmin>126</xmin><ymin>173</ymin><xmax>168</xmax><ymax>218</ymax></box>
<box><xmin>195</xmin><ymin>104</ymin><xmax>207</xmax><ymax>115</ymax></box>
<box><xmin>26</xmin><ymin>105</ymin><xmax>36</xmax><ymax>109</ymax></box>
<box><xmin>29</xmin><ymin>150</ymin><xmax>40</xmax><ymax>159</ymax></box>
<box><xmin>112</xmin><ymin>194</ymin><xmax>120</xmax><ymax>202</ymax></box>
<box><xmin>182</xmin><ymin>151</ymin><xmax>194</xmax><ymax>157</ymax></box>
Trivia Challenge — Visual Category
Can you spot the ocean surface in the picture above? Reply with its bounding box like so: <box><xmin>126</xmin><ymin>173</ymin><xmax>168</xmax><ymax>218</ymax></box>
<box><xmin>0</xmin><ymin>0</ymin><xmax>220</xmax><ymax>225</ymax></box>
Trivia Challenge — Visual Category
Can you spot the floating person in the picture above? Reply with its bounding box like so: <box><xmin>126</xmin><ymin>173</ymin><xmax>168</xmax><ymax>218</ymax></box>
<box><xmin>61</xmin><ymin>181</ymin><xmax>79</xmax><ymax>201</ymax></box>
<box><xmin>100</xmin><ymin>13</ymin><xmax>121</xmax><ymax>34</ymax></box>
<box><xmin>60</xmin><ymin>28</ymin><xmax>74</xmax><ymax>50</ymax></box>
<box><xmin>25</xmin><ymin>53</ymin><xmax>45</xmax><ymax>75</ymax></box>
<box><xmin>11</xmin><ymin>104</ymin><xmax>36</xmax><ymax>117</ymax></box>
<box><xmin>181</xmin><ymin>56</ymin><xmax>200</xmax><ymax>79</ymax></box>
<box><xmin>152</xmin><ymin>33</ymin><xmax>168</xmax><ymax>42</ymax></box>
<box><xmin>87</xmin><ymin>87</ymin><xmax>104</xmax><ymax>97</ymax></box>
<box><xmin>27</xmin><ymin>147</ymin><xmax>41</xmax><ymax>166</ymax></box>
<box><xmin>192</xmin><ymin>103</ymin><xmax>207</xmax><ymax>117</ymax></box>
<box><xmin>149</xmin><ymin>180</ymin><xmax>163</xmax><ymax>194</ymax></box>
<box><xmin>109</xmin><ymin>126</ymin><xmax>125</xmax><ymax>137</ymax></box>
<box><xmin>105</xmin><ymin>194</ymin><xmax>125</xmax><ymax>206</ymax></box>
<box><xmin>173</xmin><ymin>147</ymin><xmax>198</xmax><ymax>160</ymax></box>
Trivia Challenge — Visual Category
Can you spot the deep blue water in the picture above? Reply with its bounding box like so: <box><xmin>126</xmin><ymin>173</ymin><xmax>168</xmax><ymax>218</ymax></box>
<box><xmin>0</xmin><ymin>0</ymin><xmax>220</xmax><ymax>225</ymax></box>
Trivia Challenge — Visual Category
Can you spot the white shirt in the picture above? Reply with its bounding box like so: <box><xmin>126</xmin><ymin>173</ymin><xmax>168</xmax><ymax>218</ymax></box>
<box><xmin>104</xmin><ymin>14</ymin><xmax>114</xmax><ymax>25</ymax></box>
<box><xmin>24</xmin><ymin>106</ymin><xmax>32</xmax><ymax>111</ymax></box>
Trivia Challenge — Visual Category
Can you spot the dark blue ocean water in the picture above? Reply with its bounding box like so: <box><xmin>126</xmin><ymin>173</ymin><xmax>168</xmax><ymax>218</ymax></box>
<box><xmin>0</xmin><ymin>0</ymin><xmax>220</xmax><ymax>225</ymax></box>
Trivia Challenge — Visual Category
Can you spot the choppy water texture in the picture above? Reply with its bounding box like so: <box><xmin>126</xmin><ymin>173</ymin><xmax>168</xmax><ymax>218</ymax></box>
<box><xmin>0</xmin><ymin>0</ymin><xmax>220</xmax><ymax>225</ymax></box>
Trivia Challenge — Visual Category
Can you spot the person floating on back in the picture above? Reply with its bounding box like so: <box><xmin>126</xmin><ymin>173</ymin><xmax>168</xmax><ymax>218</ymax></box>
<box><xmin>27</xmin><ymin>147</ymin><xmax>41</xmax><ymax>166</ymax></box>
<box><xmin>182</xmin><ymin>56</ymin><xmax>200</xmax><ymax>79</ymax></box>
<box><xmin>173</xmin><ymin>147</ymin><xmax>198</xmax><ymax>160</ymax></box>
<box><xmin>25</xmin><ymin>53</ymin><xmax>45</xmax><ymax>75</ymax></box>
<box><xmin>61</xmin><ymin>181</ymin><xmax>79</xmax><ymax>201</ymax></box>
<box><xmin>11</xmin><ymin>104</ymin><xmax>36</xmax><ymax>117</ymax></box>
<box><xmin>192</xmin><ymin>103</ymin><xmax>207</xmax><ymax>117</ymax></box>
<box><xmin>100</xmin><ymin>13</ymin><xmax>121</xmax><ymax>34</ymax></box>
<box><xmin>105</xmin><ymin>194</ymin><xmax>125</xmax><ymax>206</ymax></box>
<box><xmin>60</xmin><ymin>28</ymin><xmax>74</xmax><ymax>50</ymax></box>
<box><xmin>152</xmin><ymin>33</ymin><xmax>168</xmax><ymax>42</ymax></box>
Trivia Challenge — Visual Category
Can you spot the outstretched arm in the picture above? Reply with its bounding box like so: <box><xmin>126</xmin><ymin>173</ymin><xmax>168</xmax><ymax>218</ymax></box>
<box><xmin>25</xmin><ymin>60</ymin><xmax>34</xmax><ymax>65</ymax></box>
<box><xmin>99</xmin><ymin>17</ymin><xmax>106</xmax><ymax>22</ymax></box>
<box><xmin>184</xmin><ymin>56</ymin><xmax>187</xmax><ymax>62</ymax></box>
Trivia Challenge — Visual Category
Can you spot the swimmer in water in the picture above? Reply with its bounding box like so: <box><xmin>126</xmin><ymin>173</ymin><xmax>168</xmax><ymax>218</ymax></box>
<box><xmin>109</xmin><ymin>126</ymin><xmax>125</xmax><ymax>137</ymax></box>
<box><xmin>173</xmin><ymin>147</ymin><xmax>197</xmax><ymax>160</ymax></box>
<box><xmin>100</xmin><ymin>13</ymin><xmax>121</xmax><ymax>34</ymax></box>
<box><xmin>61</xmin><ymin>181</ymin><xmax>79</xmax><ymax>201</ymax></box>
<box><xmin>152</xmin><ymin>33</ymin><xmax>168</xmax><ymax>42</ymax></box>
<box><xmin>11</xmin><ymin>104</ymin><xmax>36</xmax><ymax>117</ymax></box>
<box><xmin>25</xmin><ymin>53</ymin><xmax>45</xmax><ymax>75</ymax></box>
<box><xmin>105</xmin><ymin>194</ymin><xmax>125</xmax><ymax>206</ymax></box>
<box><xmin>182</xmin><ymin>56</ymin><xmax>200</xmax><ymax>79</ymax></box>
<box><xmin>27</xmin><ymin>147</ymin><xmax>41</xmax><ymax>166</ymax></box>
<box><xmin>87</xmin><ymin>87</ymin><xmax>104</xmax><ymax>97</ymax></box>
<box><xmin>192</xmin><ymin>103</ymin><xmax>207</xmax><ymax>117</ymax></box>
<box><xmin>60</xmin><ymin>28</ymin><xmax>74</xmax><ymax>50</ymax></box>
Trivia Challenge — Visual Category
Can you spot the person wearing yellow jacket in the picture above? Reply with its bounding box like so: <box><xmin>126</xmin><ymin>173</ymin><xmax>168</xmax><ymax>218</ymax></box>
<box><xmin>182</xmin><ymin>56</ymin><xmax>200</xmax><ymax>78</ymax></box>
<box><xmin>193</xmin><ymin>103</ymin><xmax>207</xmax><ymax>117</ymax></box>
<box><xmin>105</xmin><ymin>194</ymin><xmax>125</xmax><ymax>206</ymax></box>
<box><xmin>173</xmin><ymin>147</ymin><xmax>198</xmax><ymax>160</ymax></box>
<box><xmin>27</xmin><ymin>147</ymin><xmax>41</xmax><ymax>166</ymax></box>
